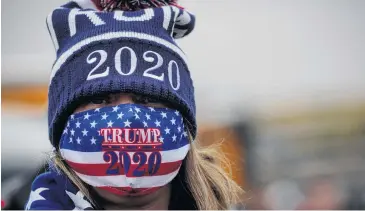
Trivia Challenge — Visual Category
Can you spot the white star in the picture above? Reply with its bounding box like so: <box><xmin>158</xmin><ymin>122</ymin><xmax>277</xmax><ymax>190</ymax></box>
<box><xmin>63</xmin><ymin>128</ymin><xmax>68</xmax><ymax>134</ymax></box>
<box><xmin>67</xmin><ymin>122</ymin><xmax>70</xmax><ymax>128</ymax></box>
<box><xmin>154</xmin><ymin>120</ymin><xmax>161</xmax><ymax>127</ymax></box>
<box><xmin>124</xmin><ymin>119</ymin><xmax>132</xmax><ymax>127</ymax></box>
<box><xmin>94</xmin><ymin>108</ymin><xmax>100</xmax><ymax>112</ymax></box>
<box><xmin>172</xmin><ymin>134</ymin><xmax>177</xmax><ymax>142</ymax></box>
<box><xmin>70</xmin><ymin>129</ymin><xmax>75</xmax><ymax>136</ymax></box>
<box><xmin>170</xmin><ymin>118</ymin><xmax>176</xmax><ymax>125</ymax></box>
<box><xmin>177</xmin><ymin>126</ymin><xmax>181</xmax><ymax>133</ymax></box>
<box><xmin>90</xmin><ymin>137</ymin><xmax>97</xmax><ymax>145</ymax></box>
<box><xmin>25</xmin><ymin>187</ymin><xmax>49</xmax><ymax>210</ymax></box>
<box><xmin>129</xmin><ymin>108</ymin><xmax>133</xmax><ymax>112</ymax></box>
<box><xmin>117</xmin><ymin>112</ymin><xmax>124</xmax><ymax>119</ymax></box>
<box><xmin>65</xmin><ymin>190</ymin><xmax>92</xmax><ymax>210</ymax></box>
<box><xmin>135</xmin><ymin>107</ymin><xmax>141</xmax><ymax>113</ymax></box>
<box><xmin>145</xmin><ymin>113</ymin><xmax>151</xmax><ymax>120</ymax></box>
<box><xmin>149</xmin><ymin>107</ymin><xmax>155</xmax><ymax>112</ymax></box>
<box><xmin>143</xmin><ymin>121</ymin><xmax>148</xmax><ymax>127</ymax></box>
<box><xmin>183</xmin><ymin>131</ymin><xmax>188</xmax><ymax>137</ymax></box>
<box><xmin>69</xmin><ymin>137</ymin><xmax>73</xmax><ymax>143</ymax></box>
<box><xmin>174</xmin><ymin>110</ymin><xmax>179</xmax><ymax>116</ymax></box>
<box><xmin>112</xmin><ymin>106</ymin><xmax>119</xmax><ymax>112</ymax></box>
<box><xmin>84</xmin><ymin>113</ymin><xmax>90</xmax><ymax>120</ymax></box>
<box><xmin>159</xmin><ymin>137</ymin><xmax>164</xmax><ymax>143</ymax></box>
<box><xmin>134</xmin><ymin>113</ymin><xmax>140</xmax><ymax>119</ymax></box>
<box><xmin>81</xmin><ymin>129</ymin><xmax>88</xmax><ymax>136</ymax></box>
<box><xmin>164</xmin><ymin>127</ymin><xmax>170</xmax><ymax>134</ymax></box>
<box><xmin>90</xmin><ymin>121</ymin><xmax>97</xmax><ymax>128</ymax></box>
<box><xmin>101</xmin><ymin>113</ymin><xmax>108</xmax><ymax>120</ymax></box>
<box><xmin>160</xmin><ymin>112</ymin><xmax>167</xmax><ymax>118</ymax></box>
<box><xmin>71</xmin><ymin>114</ymin><xmax>75</xmax><ymax>119</ymax></box>
<box><xmin>75</xmin><ymin>121</ymin><xmax>81</xmax><ymax>128</ymax></box>
<box><xmin>76</xmin><ymin>137</ymin><xmax>81</xmax><ymax>144</ymax></box>
<box><xmin>107</xmin><ymin>120</ymin><xmax>114</xmax><ymax>127</ymax></box>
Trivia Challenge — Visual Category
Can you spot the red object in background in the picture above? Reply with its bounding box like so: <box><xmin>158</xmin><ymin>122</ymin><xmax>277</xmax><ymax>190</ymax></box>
<box><xmin>1</xmin><ymin>200</ymin><xmax>5</xmax><ymax>209</ymax></box>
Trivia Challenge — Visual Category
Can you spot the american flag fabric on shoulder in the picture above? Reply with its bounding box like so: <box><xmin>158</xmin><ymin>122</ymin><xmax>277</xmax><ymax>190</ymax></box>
<box><xmin>59</xmin><ymin>104</ymin><xmax>190</xmax><ymax>196</ymax></box>
<box><xmin>25</xmin><ymin>170</ymin><xmax>94</xmax><ymax>210</ymax></box>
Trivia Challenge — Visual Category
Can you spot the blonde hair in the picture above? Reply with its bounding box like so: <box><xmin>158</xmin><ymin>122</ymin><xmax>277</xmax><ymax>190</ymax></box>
<box><xmin>51</xmin><ymin>135</ymin><xmax>243</xmax><ymax>209</ymax></box>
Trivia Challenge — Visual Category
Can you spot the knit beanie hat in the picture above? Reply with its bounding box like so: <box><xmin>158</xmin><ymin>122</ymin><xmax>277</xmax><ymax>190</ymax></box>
<box><xmin>46</xmin><ymin>0</ymin><xmax>196</xmax><ymax>147</ymax></box>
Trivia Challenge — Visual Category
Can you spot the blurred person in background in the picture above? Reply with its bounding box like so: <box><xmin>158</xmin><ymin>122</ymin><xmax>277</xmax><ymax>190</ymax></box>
<box><xmin>296</xmin><ymin>177</ymin><xmax>344</xmax><ymax>210</ymax></box>
<box><xmin>24</xmin><ymin>0</ymin><xmax>242</xmax><ymax>210</ymax></box>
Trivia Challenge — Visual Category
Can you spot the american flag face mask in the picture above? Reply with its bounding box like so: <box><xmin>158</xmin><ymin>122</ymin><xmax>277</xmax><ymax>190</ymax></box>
<box><xmin>59</xmin><ymin>104</ymin><xmax>190</xmax><ymax>196</ymax></box>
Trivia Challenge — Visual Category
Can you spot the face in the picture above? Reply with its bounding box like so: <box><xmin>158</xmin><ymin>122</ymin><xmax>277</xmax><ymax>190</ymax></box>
<box><xmin>75</xmin><ymin>93</ymin><xmax>166</xmax><ymax>113</ymax></box>
<box><xmin>71</xmin><ymin>93</ymin><xmax>174</xmax><ymax>209</ymax></box>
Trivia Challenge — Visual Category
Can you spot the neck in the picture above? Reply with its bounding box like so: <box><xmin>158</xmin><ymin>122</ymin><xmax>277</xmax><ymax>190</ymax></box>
<box><xmin>95</xmin><ymin>185</ymin><xmax>171</xmax><ymax>210</ymax></box>
<box><xmin>105</xmin><ymin>198</ymin><xmax>169</xmax><ymax>210</ymax></box>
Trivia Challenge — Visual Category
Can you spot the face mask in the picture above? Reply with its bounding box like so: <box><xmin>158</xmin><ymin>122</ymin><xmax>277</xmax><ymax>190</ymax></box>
<box><xmin>59</xmin><ymin>104</ymin><xmax>190</xmax><ymax>196</ymax></box>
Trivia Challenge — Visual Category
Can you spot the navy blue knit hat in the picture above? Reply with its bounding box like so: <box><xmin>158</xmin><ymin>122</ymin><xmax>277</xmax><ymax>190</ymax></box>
<box><xmin>46</xmin><ymin>0</ymin><xmax>196</xmax><ymax>147</ymax></box>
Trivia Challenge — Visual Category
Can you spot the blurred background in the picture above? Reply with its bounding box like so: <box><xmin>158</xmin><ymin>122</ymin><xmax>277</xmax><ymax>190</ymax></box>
<box><xmin>2</xmin><ymin>0</ymin><xmax>365</xmax><ymax>209</ymax></box>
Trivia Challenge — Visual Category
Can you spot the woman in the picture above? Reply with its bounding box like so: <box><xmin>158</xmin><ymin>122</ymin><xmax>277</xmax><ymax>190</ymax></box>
<box><xmin>26</xmin><ymin>0</ymin><xmax>243</xmax><ymax>209</ymax></box>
